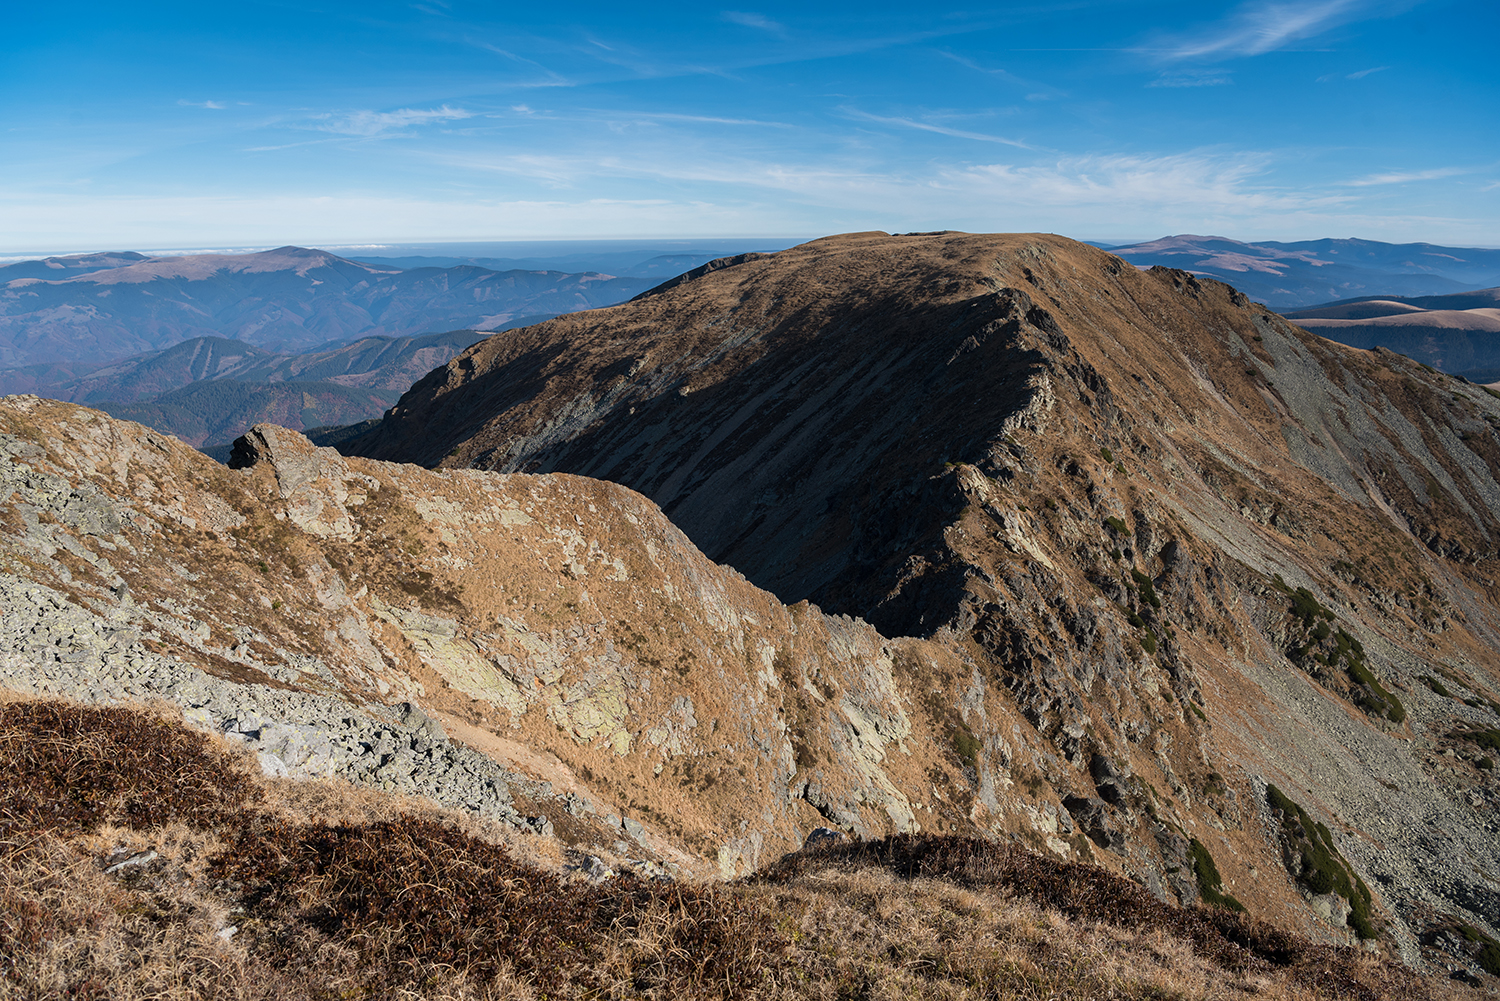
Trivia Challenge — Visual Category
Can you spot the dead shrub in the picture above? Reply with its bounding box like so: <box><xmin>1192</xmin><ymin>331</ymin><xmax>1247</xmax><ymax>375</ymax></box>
<box><xmin>0</xmin><ymin>700</ymin><xmax>255</xmax><ymax>838</ymax></box>
<box><xmin>209</xmin><ymin>813</ymin><xmax>784</xmax><ymax>998</ymax></box>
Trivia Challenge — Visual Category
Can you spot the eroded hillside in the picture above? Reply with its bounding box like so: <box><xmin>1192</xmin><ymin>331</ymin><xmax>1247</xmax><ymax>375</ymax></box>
<box><xmin>338</xmin><ymin>232</ymin><xmax>1500</xmax><ymax>973</ymax></box>
<box><xmin>0</xmin><ymin>397</ymin><xmax>1054</xmax><ymax>882</ymax></box>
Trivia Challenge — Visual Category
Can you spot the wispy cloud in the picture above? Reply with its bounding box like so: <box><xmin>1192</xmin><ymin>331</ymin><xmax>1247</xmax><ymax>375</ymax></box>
<box><xmin>609</xmin><ymin>111</ymin><xmax>794</xmax><ymax>128</ymax></box>
<box><xmin>1150</xmin><ymin>0</ymin><xmax>1403</xmax><ymax>60</ymax></box>
<box><xmin>178</xmin><ymin>100</ymin><xmax>226</xmax><ymax>110</ymax></box>
<box><xmin>1318</xmin><ymin>64</ymin><xmax>1391</xmax><ymax>81</ymax></box>
<box><xmin>472</xmin><ymin>43</ymin><xmax>575</xmax><ymax>87</ymax></box>
<box><xmin>1345</xmin><ymin>166</ymin><xmax>1468</xmax><ymax>186</ymax></box>
<box><xmin>1147</xmin><ymin>69</ymin><xmax>1234</xmax><ymax>87</ymax></box>
<box><xmin>430</xmin><ymin>143</ymin><xmax>1344</xmax><ymax>233</ymax></box>
<box><xmin>936</xmin><ymin>51</ymin><xmax>1066</xmax><ymax>100</ymax></box>
<box><xmin>843</xmin><ymin>109</ymin><xmax>1031</xmax><ymax>149</ymax></box>
<box><xmin>722</xmin><ymin>11</ymin><xmax>786</xmax><ymax>35</ymax></box>
<box><xmin>943</xmin><ymin>151</ymin><xmax>1343</xmax><ymax>214</ymax></box>
<box><xmin>314</xmin><ymin>105</ymin><xmax>474</xmax><ymax>137</ymax></box>
<box><xmin>244</xmin><ymin>139</ymin><xmax>342</xmax><ymax>153</ymax></box>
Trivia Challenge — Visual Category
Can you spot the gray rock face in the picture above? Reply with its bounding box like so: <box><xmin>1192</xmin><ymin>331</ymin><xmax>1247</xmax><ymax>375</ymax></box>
<box><xmin>1063</xmin><ymin>795</ymin><xmax>1126</xmax><ymax>850</ymax></box>
<box><xmin>802</xmin><ymin>826</ymin><xmax>849</xmax><ymax>851</ymax></box>
<box><xmin>0</xmin><ymin>573</ymin><xmax>521</xmax><ymax>824</ymax></box>
<box><xmin>1311</xmin><ymin>892</ymin><xmax>1353</xmax><ymax>928</ymax></box>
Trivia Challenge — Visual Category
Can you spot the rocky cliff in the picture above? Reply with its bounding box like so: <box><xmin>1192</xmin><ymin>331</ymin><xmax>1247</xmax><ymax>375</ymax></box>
<box><xmin>333</xmin><ymin>232</ymin><xmax>1500</xmax><ymax>972</ymax></box>
<box><xmin>0</xmin><ymin>397</ymin><xmax>1042</xmax><ymax>884</ymax></box>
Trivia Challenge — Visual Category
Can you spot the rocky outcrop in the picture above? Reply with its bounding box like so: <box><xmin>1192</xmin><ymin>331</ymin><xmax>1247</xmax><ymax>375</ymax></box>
<box><xmin>0</xmin><ymin>396</ymin><xmax>1070</xmax><ymax>883</ymax></box>
<box><xmin>0</xmin><ymin>571</ymin><xmax>526</xmax><ymax>824</ymax></box>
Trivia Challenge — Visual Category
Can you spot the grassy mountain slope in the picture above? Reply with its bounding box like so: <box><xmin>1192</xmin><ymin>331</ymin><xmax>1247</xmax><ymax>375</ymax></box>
<box><xmin>341</xmin><ymin>231</ymin><xmax>1500</xmax><ymax>958</ymax></box>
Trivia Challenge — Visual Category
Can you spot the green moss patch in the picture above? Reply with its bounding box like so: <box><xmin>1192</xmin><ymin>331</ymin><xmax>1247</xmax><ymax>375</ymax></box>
<box><xmin>1450</xmin><ymin>727</ymin><xmax>1500</xmax><ymax>753</ymax></box>
<box><xmin>1457</xmin><ymin>925</ymin><xmax>1500</xmax><ymax>976</ymax></box>
<box><xmin>1265</xmin><ymin>786</ymin><xmax>1377</xmax><ymax>939</ymax></box>
<box><xmin>1188</xmin><ymin>838</ymin><xmax>1246</xmax><ymax>913</ymax></box>
<box><xmin>1419</xmin><ymin>674</ymin><xmax>1452</xmax><ymax>697</ymax></box>
<box><xmin>1275</xmin><ymin>583</ymin><xmax>1404</xmax><ymax>724</ymax></box>
<box><xmin>1129</xmin><ymin>568</ymin><xmax>1162</xmax><ymax>609</ymax></box>
<box><xmin>951</xmin><ymin>719</ymin><xmax>982</xmax><ymax>772</ymax></box>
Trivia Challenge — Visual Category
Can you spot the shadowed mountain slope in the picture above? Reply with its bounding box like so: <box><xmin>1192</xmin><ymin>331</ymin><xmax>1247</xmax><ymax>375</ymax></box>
<box><xmin>349</xmin><ymin>231</ymin><xmax>1500</xmax><ymax>629</ymax></box>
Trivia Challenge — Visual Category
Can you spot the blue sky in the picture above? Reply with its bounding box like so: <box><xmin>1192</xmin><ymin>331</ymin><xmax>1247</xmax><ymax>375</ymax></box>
<box><xmin>4</xmin><ymin>0</ymin><xmax>1496</xmax><ymax>253</ymax></box>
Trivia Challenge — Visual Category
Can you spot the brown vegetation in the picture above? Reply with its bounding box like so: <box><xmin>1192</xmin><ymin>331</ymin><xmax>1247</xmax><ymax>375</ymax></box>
<box><xmin>3</xmin><ymin>697</ymin><xmax>1476</xmax><ymax>1001</ymax></box>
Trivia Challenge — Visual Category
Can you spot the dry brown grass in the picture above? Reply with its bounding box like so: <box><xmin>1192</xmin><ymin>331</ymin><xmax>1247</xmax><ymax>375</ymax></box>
<box><xmin>0</xmin><ymin>696</ymin><xmax>782</xmax><ymax>1000</ymax></box>
<box><xmin>747</xmin><ymin>865</ymin><xmax>1280</xmax><ymax>1000</ymax></box>
<box><xmin>747</xmin><ymin>845</ymin><xmax>1475</xmax><ymax>1001</ymax></box>
<box><xmin>2</xmin><ymin>696</ymin><xmax>1484</xmax><ymax>1001</ymax></box>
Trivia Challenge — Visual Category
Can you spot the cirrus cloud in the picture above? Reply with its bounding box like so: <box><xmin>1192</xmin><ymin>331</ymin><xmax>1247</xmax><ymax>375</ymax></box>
<box><xmin>314</xmin><ymin>105</ymin><xmax>475</xmax><ymax>137</ymax></box>
<box><xmin>1344</xmin><ymin>166</ymin><xmax>1469</xmax><ymax>186</ymax></box>
<box><xmin>1148</xmin><ymin>0</ymin><xmax>1414</xmax><ymax>61</ymax></box>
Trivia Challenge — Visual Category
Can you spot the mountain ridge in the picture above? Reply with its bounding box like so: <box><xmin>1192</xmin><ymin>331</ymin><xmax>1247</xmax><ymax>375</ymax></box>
<box><xmin>1105</xmin><ymin>234</ymin><xmax>1500</xmax><ymax>308</ymax></box>
<box><xmin>339</xmin><ymin>230</ymin><xmax>1500</xmax><ymax>959</ymax></box>
<box><xmin>0</xmin><ymin>246</ymin><xmax>654</xmax><ymax>370</ymax></box>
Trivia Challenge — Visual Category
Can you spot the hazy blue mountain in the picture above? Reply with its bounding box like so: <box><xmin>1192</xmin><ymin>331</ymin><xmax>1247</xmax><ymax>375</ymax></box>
<box><xmin>96</xmin><ymin>379</ymin><xmax>400</xmax><ymax>452</ymax></box>
<box><xmin>0</xmin><ymin>246</ymin><xmax>650</xmax><ymax>368</ymax></box>
<box><xmin>1104</xmin><ymin>235</ymin><xmax>1500</xmax><ymax>309</ymax></box>
<box><xmin>1282</xmin><ymin>287</ymin><xmax>1500</xmax><ymax>379</ymax></box>
<box><xmin>0</xmin><ymin>327</ymin><xmax>502</xmax><ymax>457</ymax></box>
<box><xmin>56</xmin><ymin>337</ymin><xmax>279</xmax><ymax>403</ymax></box>
<box><xmin>0</xmin><ymin>251</ymin><xmax>150</xmax><ymax>282</ymax></box>
<box><xmin>45</xmin><ymin>329</ymin><xmax>494</xmax><ymax>405</ymax></box>
<box><xmin>344</xmin><ymin>237</ymin><xmax>798</xmax><ymax>277</ymax></box>
<box><xmin>350</xmin><ymin>248</ymin><xmax>784</xmax><ymax>279</ymax></box>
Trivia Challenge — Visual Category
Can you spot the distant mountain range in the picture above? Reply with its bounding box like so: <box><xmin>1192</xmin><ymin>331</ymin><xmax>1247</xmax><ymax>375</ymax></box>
<box><xmin>49</xmin><ymin>329</ymin><xmax>489</xmax><ymax>405</ymax></box>
<box><xmin>351</xmin><ymin>250</ymin><xmax>760</xmax><ymax>281</ymax></box>
<box><xmin>1282</xmin><ymin>288</ymin><xmax>1500</xmax><ymax>381</ymax></box>
<box><xmin>1103</xmin><ymin>235</ymin><xmax>1500</xmax><ymax>309</ymax></box>
<box><xmin>16</xmin><ymin>329</ymin><xmax>491</xmax><ymax>456</ymax></box>
<box><xmin>0</xmin><ymin>246</ymin><xmax>652</xmax><ymax>371</ymax></box>
<box><xmin>8</xmin><ymin>233</ymin><xmax>1500</xmax><ymax>454</ymax></box>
